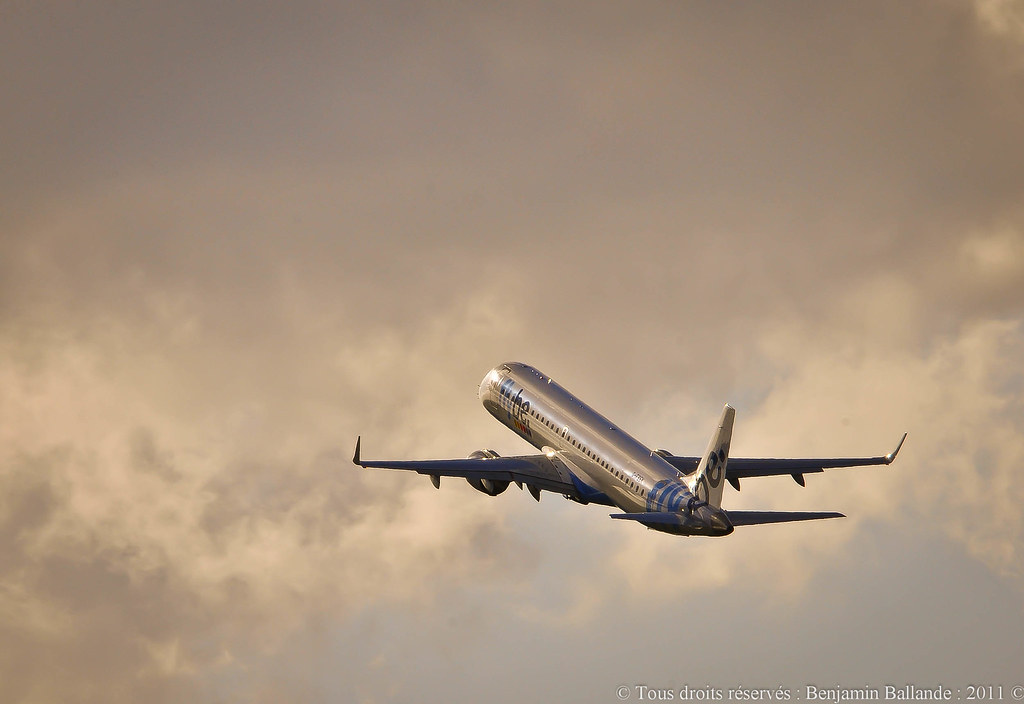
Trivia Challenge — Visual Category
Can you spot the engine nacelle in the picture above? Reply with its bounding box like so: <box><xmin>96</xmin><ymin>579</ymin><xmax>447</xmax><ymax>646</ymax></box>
<box><xmin>467</xmin><ymin>477</ymin><xmax>510</xmax><ymax>496</ymax></box>
<box><xmin>466</xmin><ymin>449</ymin><xmax>507</xmax><ymax>495</ymax></box>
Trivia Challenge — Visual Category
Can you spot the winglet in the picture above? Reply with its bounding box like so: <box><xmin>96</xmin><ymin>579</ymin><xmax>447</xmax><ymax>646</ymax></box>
<box><xmin>353</xmin><ymin>436</ymin><xmax>362</xmax><ymax>466</ymax></box>
<box><xmin>884</xmin><ymin>433</ymin><xmax>907</xmax><ymax>465</ymax></box>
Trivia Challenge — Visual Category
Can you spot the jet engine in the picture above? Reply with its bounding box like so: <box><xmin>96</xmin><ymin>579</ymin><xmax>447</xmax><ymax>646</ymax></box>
<box><xmin>466</xmin><ymin>449</ymin><xmax>509</xmax><ymax>495</ymax></box>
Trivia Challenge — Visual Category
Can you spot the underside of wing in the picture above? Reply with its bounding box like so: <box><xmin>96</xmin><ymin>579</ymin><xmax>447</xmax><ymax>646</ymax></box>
<box><xmin>664</xmin><ymin>433</ymin><xmax>906</xmax><ymax>489</ymax></box>
<box><xmin>351</xmin><ymin>437</ymin><xmax>581</xmax><ymax>500</ymax></box>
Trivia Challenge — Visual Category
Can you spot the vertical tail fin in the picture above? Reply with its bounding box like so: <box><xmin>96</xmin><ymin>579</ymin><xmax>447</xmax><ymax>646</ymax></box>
<box><xmin>691</xmin><ymin>404</ymin><xmax>734</xmax><ymax>508</ymax></box>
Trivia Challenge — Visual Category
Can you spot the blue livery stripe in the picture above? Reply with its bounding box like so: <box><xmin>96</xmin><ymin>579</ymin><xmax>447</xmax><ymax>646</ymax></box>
<box><xmin>646</xmin><ymin>479</ymin><xmax>690</xmax><ymax>512</ymax></box>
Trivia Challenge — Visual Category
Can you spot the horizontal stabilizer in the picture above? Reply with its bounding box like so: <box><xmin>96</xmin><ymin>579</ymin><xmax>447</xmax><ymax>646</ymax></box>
<box><xmin>612</xmin><ymin>510</ymin><xmax>844</xmax><ymax>528</ymax></box>
<box><xmin>610</xmin><ymin>512</ymin><xmax>687</xmax><ymax>525</ymax></box>
<box><xmin>726</xmin><ymin>510</ymin><xmax>844</xmax><ymax>526</ymax></box>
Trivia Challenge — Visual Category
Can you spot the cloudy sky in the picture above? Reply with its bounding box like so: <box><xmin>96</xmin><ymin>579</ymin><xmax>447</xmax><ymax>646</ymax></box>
<box><xmin>2</xmin><ymin>1</ymin><xmax>1024</xmax><ymax>702</ymax></box>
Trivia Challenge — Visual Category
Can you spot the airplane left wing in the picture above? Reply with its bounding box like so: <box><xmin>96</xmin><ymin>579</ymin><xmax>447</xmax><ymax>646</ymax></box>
<box><xmin>352</xmin><ymin>437</ymin><xmax>581</xmax><ymax>500</ymax></box>
<box><xmin>664</xmin><ymin>433</ymin><xmax>907</xmax><ymax>490</ymax></box>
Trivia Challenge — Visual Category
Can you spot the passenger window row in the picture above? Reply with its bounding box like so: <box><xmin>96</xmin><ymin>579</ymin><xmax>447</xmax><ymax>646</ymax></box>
<box><xmin>530</xmin><ymin>406</ymin><xmax>646</xmax><ymax>498</ymax></box>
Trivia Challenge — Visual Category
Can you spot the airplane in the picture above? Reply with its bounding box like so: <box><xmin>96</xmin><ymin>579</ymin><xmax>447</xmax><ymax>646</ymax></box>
<box><xmin>353</xmin><ymin>362</ymin><xmax>906</xmax><ymax>536</ymax></box>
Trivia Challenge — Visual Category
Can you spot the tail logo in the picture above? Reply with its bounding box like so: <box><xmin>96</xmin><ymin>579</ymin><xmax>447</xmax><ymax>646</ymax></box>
<box><xmin>707</xmin><ymin>443</ymin><xmax>728</xmax><ymax>488</ymax></box>
<box><xmin>695</xmin><ymin>475</ymin><xmax>710</xmax><ymax>503</ymax></box>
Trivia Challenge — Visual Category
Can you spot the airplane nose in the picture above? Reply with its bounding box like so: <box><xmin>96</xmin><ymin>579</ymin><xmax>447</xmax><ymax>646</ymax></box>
<box><xmin>478</xmin><ymin>368</ymin><xmax>499</xmax><ymax>402</ymax></box>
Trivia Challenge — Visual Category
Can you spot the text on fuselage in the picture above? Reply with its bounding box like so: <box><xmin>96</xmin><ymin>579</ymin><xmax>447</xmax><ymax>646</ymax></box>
<box><xmin>498</xmin><ymin>377</ymin><xmax>533</xmax><ymax>438</ymax></box>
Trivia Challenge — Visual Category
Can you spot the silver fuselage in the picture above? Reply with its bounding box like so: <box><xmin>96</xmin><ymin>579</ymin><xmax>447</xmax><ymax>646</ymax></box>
<box><xmin>478</xmin><ymin>362</ymin><xmax>731</xmax><ymax>535</ymax></box>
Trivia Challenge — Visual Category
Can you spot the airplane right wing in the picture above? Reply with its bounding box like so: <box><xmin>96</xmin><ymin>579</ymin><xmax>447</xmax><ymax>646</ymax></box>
<box><xmin>664</xmin><ymin>433</ymin><xmax>907</xmax><ymax>490</ymax></box>
<box><xmin>351</xmin><ymin>437</ymin><xmax>582</xmax><ymax>501</ymax></box>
